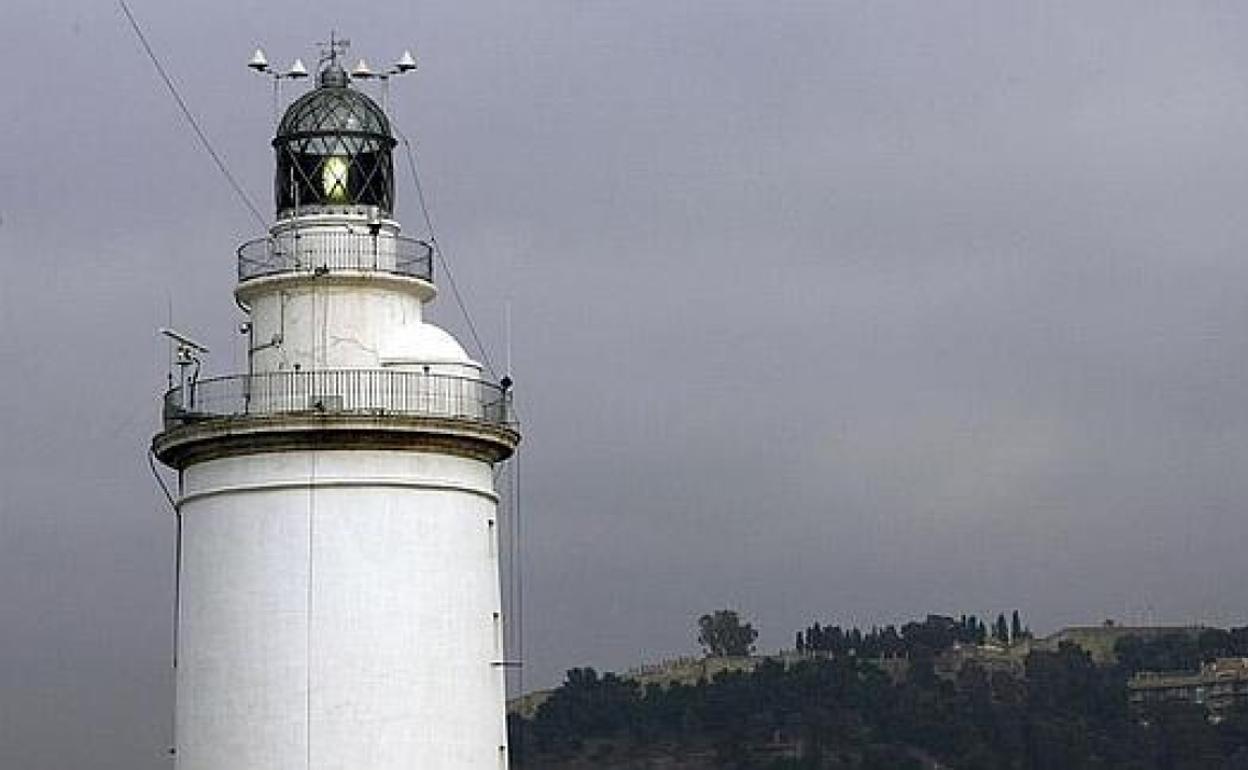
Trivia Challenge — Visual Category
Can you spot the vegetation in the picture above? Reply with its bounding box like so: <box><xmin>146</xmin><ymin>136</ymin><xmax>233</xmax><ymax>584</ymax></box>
<box><xmin>510</xmin><ymin>615</ymin><xmax>1248</xmax><ymax>769</ymax></box>
<box><xmin>1114</xmin><ymin>628</ymin><xmax>1248</xmax><ymax>674</ymax></box>
<box><xmin>795</xmin><ymin>611</ymin><xmax>1028</xmax><ymax>659</ymax></box>
<box><xmin>699</xmin><ymin>610</ymin><xmax>760</xmax><ymax>658</ymax></box>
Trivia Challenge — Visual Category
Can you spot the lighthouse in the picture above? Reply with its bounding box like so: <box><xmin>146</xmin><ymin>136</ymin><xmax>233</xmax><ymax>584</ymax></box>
<box><xmin>152</xmin><ymin>42</ymin><xmax>519</xmax><ymax>770</ymax></box>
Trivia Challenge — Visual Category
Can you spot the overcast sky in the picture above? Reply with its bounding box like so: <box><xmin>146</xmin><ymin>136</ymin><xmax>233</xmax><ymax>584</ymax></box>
<box><xmin>6</xmin><ymin>0</ymin><xmax>1248</xmax><ymax>767</ymax></box>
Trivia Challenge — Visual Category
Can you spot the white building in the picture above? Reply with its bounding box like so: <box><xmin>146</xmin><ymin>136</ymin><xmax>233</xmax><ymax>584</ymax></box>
<box><xmin>152</xmin><ymin>48</ymin><xmax>519</xmax><ymax>770</ymax></box>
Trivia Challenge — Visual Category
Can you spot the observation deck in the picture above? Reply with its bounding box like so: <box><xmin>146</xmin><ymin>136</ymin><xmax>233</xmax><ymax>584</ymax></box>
<box><xmin>153</xmin><ymin>369</ymin><xmax>518</xmax><ymax>467</ymax></box>
<box><xmin>237</xmin><ymin>230</ymin><xmax>433</xmax><ymax>283</ymax></box>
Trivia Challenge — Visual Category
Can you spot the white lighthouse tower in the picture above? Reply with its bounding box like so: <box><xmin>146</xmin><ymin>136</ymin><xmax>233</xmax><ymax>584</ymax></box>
<box><xmin>152</xmin><ymin>43</ymin><xmax>519</xmax><ymax>770</ymax></box>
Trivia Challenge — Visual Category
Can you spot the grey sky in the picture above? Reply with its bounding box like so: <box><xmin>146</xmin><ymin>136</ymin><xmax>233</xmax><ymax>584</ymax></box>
<box><xmin>5</xmin><ymin>1</ymin><xmax>1248</xmax><ymax>767</ymax></box>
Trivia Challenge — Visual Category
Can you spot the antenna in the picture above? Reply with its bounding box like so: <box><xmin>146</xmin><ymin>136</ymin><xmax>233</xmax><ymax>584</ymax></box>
<box><xmin>160</xmin><ymin>327</ymin><xmax>209</xmax><ymax>354</ymax></box>
<box><xmin>166</xmin><ymin>294</ymin><xmax>174</xmax><ymax>389</ymax></box>
<box><xmin>160</xmin><ymin>327</ymin><xmax>209</xmax><ymax>407</ymax></box>
<box><xmin>505</xmin><ymin>299</ymin><xmax>513</xmax><ymax>378</ymax></box>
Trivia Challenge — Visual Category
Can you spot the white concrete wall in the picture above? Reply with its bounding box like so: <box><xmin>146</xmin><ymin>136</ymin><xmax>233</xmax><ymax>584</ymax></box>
<box><xmin>175</xmin><ymin>450</ymin><xmax>508</xmax><ymax>770</ymax></box>
<box><xmin>241</xmin><ymin>218</ymin><xmax>478</xmax><ymax>378</ymax></box>
<box><xmin>246</xmin><ymin>282</ymin><xmax>430</xmax><ymax>372</ymax></box>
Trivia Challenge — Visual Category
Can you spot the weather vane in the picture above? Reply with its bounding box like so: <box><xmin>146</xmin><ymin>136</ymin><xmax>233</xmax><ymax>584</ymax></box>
<box><xmin>318</xmin><ymin>31</ymin><xmax>351</xmax><ymax>68</ymax></box>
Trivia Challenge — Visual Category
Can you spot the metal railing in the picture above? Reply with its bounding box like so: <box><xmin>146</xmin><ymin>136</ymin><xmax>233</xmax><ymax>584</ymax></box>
<box><xmin>237</xmin><ymin>231</ymin><xmax>434</xmax><ymax>282</ymax></box>
<box><xmin>163</xmin><ymin>369</ymin><xmax>512</xmax><ymax>431</ymax></box>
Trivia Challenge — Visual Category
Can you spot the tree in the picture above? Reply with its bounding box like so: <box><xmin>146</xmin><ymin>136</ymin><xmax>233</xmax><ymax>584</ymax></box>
<box><xmin>901</xmin><ymin>615</ymin><xmax>959</xmax><ymax>658</ymax></box>
<box><xmin>697</xmin><ymin>609</ymin><xmax>758</xmax><ymax>657</ymax></box>
<box><xmin>994</xmin><ymin>613</ymin><xmax>1010</xmax><ymax>645</ymax></box>
<box><xmin>529</xmin><ymin>667</ymin><xmax>640</xmax><ymax>749</ymax></box>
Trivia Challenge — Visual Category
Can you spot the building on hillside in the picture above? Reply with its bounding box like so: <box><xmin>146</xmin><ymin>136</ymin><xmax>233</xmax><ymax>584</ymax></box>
<box><xmin>934</xmin><ymin>642</ymin><xmax>1025</xmax><ymax>681</ymax></box>
<box><xmin>1128</xmin><ymin>658</ymin><xmax>1248</xmax><ymax>722</ymax></box>
<box><xmin>1028</xmin><ymin>625</ymin><xmax>1208</xmax><ymax>664</ymax></box>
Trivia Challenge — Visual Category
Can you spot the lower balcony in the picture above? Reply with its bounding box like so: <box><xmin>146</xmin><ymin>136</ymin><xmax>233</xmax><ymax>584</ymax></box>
<box><xmin>164</xmin><ymin>369</ymin><xmax>512</xmax><ymax>429</ymax></box>
<box><xmin>155</xmin><ymin>369</ymin><xmax>517</xmax><ymax>467</ymax></box>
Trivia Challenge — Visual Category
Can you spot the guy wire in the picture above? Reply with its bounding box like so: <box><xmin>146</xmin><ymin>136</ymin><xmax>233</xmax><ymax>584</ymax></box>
<box><xmin>119</xmin><ymin>1</ymin><xmax>268</xmax><ymax>229</ymax></box>
<box><xmin>396</xmin><ymin>128</ymin><xmax>499</xmax><ymax>379</ymax></box>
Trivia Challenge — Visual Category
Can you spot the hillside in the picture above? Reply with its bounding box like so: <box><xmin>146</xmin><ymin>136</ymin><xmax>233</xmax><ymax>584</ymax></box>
<box><xmin>509</xmin><ymin>624</ymin><xmax>1205</xmax><ymax>718</ymax></box>
<box><xmin>508</xmin><ymin>621</ymin><xmax>1248</xmax><ymax>769</ymax></box>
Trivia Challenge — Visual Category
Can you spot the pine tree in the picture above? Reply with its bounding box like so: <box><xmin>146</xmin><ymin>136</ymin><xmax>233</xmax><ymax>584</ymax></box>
<box><xmin>994</xmin><ymin>613</ymin><xmax>1009</xmax><ymax>644</ymax></box>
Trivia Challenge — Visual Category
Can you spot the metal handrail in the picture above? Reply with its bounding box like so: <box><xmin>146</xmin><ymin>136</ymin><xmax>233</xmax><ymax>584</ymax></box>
<box><xmin>237</xmin><ymin>231</ymin><xmax>434</xmax><ymax>282</ymax></box>
<box><xmin>162</xmin><ymin>369</ymin><xmax>512</xmax><ymax>431</ymax></box>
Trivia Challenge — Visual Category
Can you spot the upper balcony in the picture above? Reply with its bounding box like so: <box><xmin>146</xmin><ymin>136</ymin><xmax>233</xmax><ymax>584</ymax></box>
<box><xmin>237</xmin><ymin>230</ymin><xmax>434</xmax><ymax>283</ymax></box>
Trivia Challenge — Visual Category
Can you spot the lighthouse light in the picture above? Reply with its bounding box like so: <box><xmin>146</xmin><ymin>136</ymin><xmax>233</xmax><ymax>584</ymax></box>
<box><xmin>322</xmin><ymin>155</ymin><xmax>350</xmax><ymax>202</ymax></box>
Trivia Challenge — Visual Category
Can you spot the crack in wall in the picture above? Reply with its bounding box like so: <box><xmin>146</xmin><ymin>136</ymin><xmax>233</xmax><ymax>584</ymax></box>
<box><xmin>327</xmin><ymin>334</ymin><xmax>381</xmax><ymax>358</ymax></box>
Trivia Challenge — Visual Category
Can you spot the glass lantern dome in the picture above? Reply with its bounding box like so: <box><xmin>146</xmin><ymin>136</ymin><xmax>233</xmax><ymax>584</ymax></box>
<box><xmin>273</xmin><ymin>62</ymin><xmax>396</xmax><ymax>218</ymax></box>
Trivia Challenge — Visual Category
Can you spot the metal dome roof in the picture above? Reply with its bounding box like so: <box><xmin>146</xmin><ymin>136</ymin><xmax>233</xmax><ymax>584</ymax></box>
<box><xmin>272</xmin><ymin>62</ymin><xmax>397</xmax><ymax>216</ymax></box>
<box><xmin>276</xmin><ymin>67</ymin><xmax>392</xmax><ymax>141</ymax></box>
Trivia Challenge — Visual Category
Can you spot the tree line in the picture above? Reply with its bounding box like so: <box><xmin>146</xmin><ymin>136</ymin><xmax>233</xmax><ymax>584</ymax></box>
<box><xmin>795</xmin><ymin>611</ymin><xmax>1031</xmax><ymax>659</ymax></box>
<box><xmin>510</xmin><ymin>615</ymin><xmax>1248</xmax><ymax>769</ymax></box>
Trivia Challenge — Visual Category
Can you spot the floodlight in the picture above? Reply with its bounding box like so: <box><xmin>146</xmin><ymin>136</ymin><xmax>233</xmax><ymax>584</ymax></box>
<box><xmin>394</xmin><ymin>50</ymin><xmax>417</xmax><ymax>72</ymax></box>
<box><xmin>248</xmin><ymin>48</ymin><xmax>269</xmax><ymax>72</ymax></box>
<box><xmin>287</xmin><ymin>58</ymin><xmax>309</xmax><ymax>78</ymax></box>
<box><xmin>352</xmin><ymin>58</ymin><xmax>375</xmax><ymax>79</ymax></box>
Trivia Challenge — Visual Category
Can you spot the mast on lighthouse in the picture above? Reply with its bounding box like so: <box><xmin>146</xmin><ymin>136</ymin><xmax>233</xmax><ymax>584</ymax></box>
<box><xmin>153</xmin><ymin>37</ymin><xmax>519</xmax><ymax>770</ymax></box>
